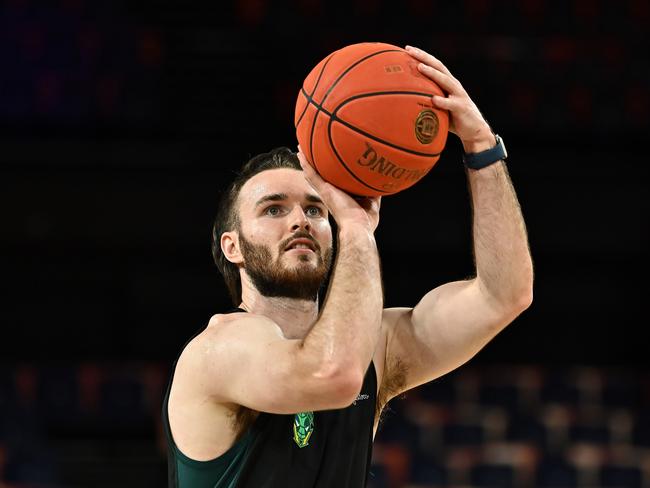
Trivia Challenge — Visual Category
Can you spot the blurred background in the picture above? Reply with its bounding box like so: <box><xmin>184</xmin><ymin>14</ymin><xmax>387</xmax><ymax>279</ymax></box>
<box><xmin>1</xmin><ymin>0</ymin><xmax>648</xmax><ymax>486</ymax></box>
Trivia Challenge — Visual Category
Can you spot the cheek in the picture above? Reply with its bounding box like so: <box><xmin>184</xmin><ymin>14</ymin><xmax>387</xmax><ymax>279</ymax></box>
<box><xmin>313</xmin><ymin>220</ymin><xmax>333</xmax><ymax>247</ymax></box>
<box><xmin>245</xmin><ymin>220</ymin><xmax>279</xmax><ymax>243</ymax></box>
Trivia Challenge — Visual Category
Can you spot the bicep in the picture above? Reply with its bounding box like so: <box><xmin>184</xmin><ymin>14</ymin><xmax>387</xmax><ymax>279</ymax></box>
<box><xmin>382</xmin><ymin>278</ymin><xmax>516</xmax><ymax>399</ymax></box>
<box><xmin>192</xmin><ymin>316</ymin><xmax>359</xmax><ymax>414</ymax></box>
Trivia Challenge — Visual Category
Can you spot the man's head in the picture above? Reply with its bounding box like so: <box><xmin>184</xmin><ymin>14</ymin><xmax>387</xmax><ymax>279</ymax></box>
<box><xmin>212</xmin><ymin>147</ymin><xmax>334</xmax><ymax>305</ymax></box>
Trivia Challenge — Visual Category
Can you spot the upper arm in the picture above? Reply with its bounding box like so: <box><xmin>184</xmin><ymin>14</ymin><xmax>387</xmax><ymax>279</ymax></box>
<box><xmin>379</xmin><ymin>278</ymin><xmax>528</xmax><ymax>401</ymax></box>
<box><xmin>180</xmin><ymin>313</ymin><xmax>361</xmax><ymax>415</ymax></box>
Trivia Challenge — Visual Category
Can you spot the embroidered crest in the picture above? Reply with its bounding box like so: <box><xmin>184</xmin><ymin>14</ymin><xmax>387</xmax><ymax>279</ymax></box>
<box><xmin>293</xmin><ymin>411</ymin><xmax>314</xmax><ymax>448</ymax></box>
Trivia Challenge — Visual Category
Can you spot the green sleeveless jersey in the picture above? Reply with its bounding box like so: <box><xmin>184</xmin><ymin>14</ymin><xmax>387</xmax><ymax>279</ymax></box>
<box><xmin>162</xmin><ymin>310</ymin><xmax>378</xmax><ymax>487</ymax></box>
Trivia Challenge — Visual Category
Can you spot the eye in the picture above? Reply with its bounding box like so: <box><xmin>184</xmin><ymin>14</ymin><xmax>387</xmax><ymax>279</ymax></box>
<box><xmin>306</xmin><ymin>206</ymin><xmax>323</xmax><ymax>217</ymax></box>
<box><xmin>265</xmin><ymin>205</ymin><xmax>282</xmax><ymax>216</ymax></box>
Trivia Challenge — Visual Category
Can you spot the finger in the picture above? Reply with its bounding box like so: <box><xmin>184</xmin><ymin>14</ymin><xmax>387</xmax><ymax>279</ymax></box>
<box><xmin>296</xmin><ymin>149</ymin><xmax>343</xmax><ymax>205</ymax></box>
<box><xmin>296</xmin><ymin>149</ymin><xmax>323</xmax><ymax>187</ymax></box>
<box><xmin>417</xmin><ymin>62</ymin><xmax>463</xmax><ymax>96</ymax></box>
<box><xmin>431</xmin><ymin>94</ymin><xmax>458</xmax><ymax>111</ymax></box>
<box><xmin>368</xmin><ymin>196</ymin><xmax>381</xmax><ymax>212</ymax></box>
<box><xmin>405</xmin><ymin>45</ymin><xmax>453</xmax><ymax>77</ymax></box>
<box><xmin>369</xmin><ymin>196</ymin><xmax>381</xmax><ymax>216</ymax></box>
<box><xmin>353</xmin><ymin>195</ymin><xmax>382</xmax><ymax>213</ymax></box>
<box><xmin>353</xmin><ymin>197</ymin><xmax>374</xmax><ymax>212</ymax></box>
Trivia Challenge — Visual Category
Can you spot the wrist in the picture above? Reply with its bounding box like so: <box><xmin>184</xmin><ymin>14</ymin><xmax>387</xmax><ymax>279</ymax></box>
<box><xmin>461</xmin><ymin>129</ymin><xmax>496</xmax><ymax>153</ymax></box>
<box><xmin>337</xmin><ymin>226</ymin><xmax>376</xmax><ymax>248</ymax></box>
<box><xmin>462</xmin><ymin>133</ymin><xmax>508</xmax><ymax>170</ymax></box>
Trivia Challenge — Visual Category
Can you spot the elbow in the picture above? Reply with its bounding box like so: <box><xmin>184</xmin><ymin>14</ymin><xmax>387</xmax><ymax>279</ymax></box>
<box><xmin>509</xmin><ymin>281</ymin><xmax>533</xmax><ymax>316</ymax></box>
<box><xmin>508</xmin><ymin>264</ymin><xmax>534</xmax><ymax>313</ymax></box>
<box><xmin>515</xmin><ymin>288</ymin><xmax>533</xmax><ymax>314</ymax></box>
<box><xmin>331</xmin><ymin>370</ymin><xmax>365</xmax><ymax>407</ymax></box>
<box><xmin>313</xmin><ymin>361</ymin><xmax>365</xmax><ymax>408</ymax></box>
<box><xmin>493</xmin><ymin>281</ymin><xmax>533</xmax><ymax>319</ymax></box>
<box><xmin>518</xmin><ymin>267</ymin><xmax>534</xmax><ymax>311</ymax></box>
<box><xmin>522</xmin><ymin>284</ymin><xmax>534</xmax><ymax>308</ymax></box>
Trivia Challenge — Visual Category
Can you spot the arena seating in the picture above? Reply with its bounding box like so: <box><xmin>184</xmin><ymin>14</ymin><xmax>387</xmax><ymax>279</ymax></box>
<box><xmin>2</xmin><ymin>362</ymin><xmax>648</xmax><ymax>487</ymax></box>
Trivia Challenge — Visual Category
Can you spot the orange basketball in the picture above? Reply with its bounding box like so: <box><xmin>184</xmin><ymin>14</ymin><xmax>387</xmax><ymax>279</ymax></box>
<box><xmin>295</xmin><ymin>42</ymin><xmax>449</xmax><ymax>197</ymax></box>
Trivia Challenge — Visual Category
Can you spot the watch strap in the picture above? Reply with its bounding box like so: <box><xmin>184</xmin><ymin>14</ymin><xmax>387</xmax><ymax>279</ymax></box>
<box><xmin>462</xmin><ymin>134</ymin><xmax>507</xmax><ymax>170</ymax></box>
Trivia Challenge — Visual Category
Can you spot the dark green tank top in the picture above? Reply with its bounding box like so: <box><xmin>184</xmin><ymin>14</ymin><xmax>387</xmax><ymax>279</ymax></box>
<box><xmin>162</xmin><ymin>310</ymin><xmax>378</xmax><ymax>488</ymax></box>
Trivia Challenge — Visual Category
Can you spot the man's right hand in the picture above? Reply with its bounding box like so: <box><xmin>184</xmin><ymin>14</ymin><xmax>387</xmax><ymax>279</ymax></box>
<box><xmin>297</xmin><ymin>148</ymin><xmax>381</xmax><ymax>234</ymax></box>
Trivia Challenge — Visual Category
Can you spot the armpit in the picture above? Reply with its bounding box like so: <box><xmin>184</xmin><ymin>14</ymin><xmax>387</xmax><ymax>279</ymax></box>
<box><xmin>229</xmin><ymin>406</ymin><xmax>260</xmax><ymax>441</ymax></box>
<box><xmin>376</xmin><ymin>356</ymin><xmax>408</xmax><ymax>423</ymax></box>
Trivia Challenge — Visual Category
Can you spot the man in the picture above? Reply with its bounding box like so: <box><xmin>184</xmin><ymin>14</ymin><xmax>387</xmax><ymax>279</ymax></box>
<box><xmin>162</xmin><ymin>46</ymin><xmax>533</xmax><ymax>487</ymax></box>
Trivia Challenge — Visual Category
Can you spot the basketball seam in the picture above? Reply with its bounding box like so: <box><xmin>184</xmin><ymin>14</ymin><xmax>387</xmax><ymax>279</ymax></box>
<box><xmin>302</xmin><ymin>89</ymin><xmax>443</xmax><ymax>157</ymax></box>
<box><xmin>332</xmin><ymin>91</ymin><xmax>444</xmax><ymax>157</ymax></box>
<box><xmin>327</xmin><ymin>113</ymin><xmax>438</xmax><ymax>195</ymax></box>
<box><xmin>296</xmin><ymin>54</ymin><xmax>334</xmax><ymax>128</ymax></box>
<box><xmin>308</xmin><ymin>48</ymin><xmax>402</xmax><ymax>176</ymax></box>
<box><xmin>327</xmin><ymin>122</ymin><xmax>391</xmax><ymax>195</ymax></box>
<box><xmin>319</xmin><ymin>49</ymin><xmax>403</xmax><ymax>109</ymax></box>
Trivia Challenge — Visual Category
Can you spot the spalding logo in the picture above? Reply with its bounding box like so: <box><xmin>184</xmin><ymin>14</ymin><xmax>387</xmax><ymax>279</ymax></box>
<box><xmin>415</xmin><ymin>109</ymin><xmax>439</xmax><ymax>144</ymax></box>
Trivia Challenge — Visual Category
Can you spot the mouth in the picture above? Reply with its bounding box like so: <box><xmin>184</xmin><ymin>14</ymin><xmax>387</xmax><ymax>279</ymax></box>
<box><xmin>284</xmin><ymin>238</ymin><xmax>317</xmax><ymax>253</ymax></box>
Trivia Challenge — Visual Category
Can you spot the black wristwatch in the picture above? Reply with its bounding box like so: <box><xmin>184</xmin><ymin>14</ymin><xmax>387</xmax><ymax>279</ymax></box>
<box><xmin>462</xmin><ymin>134</ymin><xmax>507</xmax><ymax>170</ymax></box>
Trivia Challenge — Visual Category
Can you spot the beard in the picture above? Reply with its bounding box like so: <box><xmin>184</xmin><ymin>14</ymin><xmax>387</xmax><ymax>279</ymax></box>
<box><xmin>239</xmin><ymin>232</ymin><xmax>333</xmax><ymax>301</ymax></box>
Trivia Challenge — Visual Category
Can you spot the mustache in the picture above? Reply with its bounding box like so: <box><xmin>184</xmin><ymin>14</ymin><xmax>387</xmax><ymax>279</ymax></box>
<box><xmin>279</xmin><ymin>231</ymin><xmax>321</xmax><ymax>253</ymax></box>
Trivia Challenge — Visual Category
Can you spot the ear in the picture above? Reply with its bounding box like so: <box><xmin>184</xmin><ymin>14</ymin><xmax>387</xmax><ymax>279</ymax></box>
<box><xmin>221</xmin><ymin>231</ymin><xmax>244</xmax><ymax>265</ymax></box>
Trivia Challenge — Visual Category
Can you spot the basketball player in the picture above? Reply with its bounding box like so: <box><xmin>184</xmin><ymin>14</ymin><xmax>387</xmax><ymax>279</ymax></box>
<box><xmin>162</xmin><ymin>46</ymin><xmax>533</xmax><ymax>487</ymax></box>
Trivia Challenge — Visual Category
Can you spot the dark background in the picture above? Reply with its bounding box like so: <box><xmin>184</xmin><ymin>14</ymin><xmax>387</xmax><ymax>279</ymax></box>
<box><xmin>1</xmin><ymin>0</ymin><xmax>647</xmax><ymax>365</ymax></box>
<box><xmin>1</xmin><ymin>1</ymin><xmax>649</xmax><ymax>486</ymax></box>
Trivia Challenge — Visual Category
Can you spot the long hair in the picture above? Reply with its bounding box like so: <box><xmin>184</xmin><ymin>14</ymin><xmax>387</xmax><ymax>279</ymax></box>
<box><xmin>211</xmin><ymin>147</ymin><xmax>301</xmax><ymax>305</ymax></box>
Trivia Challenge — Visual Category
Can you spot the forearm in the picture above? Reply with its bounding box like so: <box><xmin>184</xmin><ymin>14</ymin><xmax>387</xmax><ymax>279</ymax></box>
<box><xmin>302</xmin><ymin>227</ymin><xmax>383</xmax><ymax>379</ymax></box>
<box><xmin>467</xmin><ymin>160</ymin><xmax>533</xmax><ymax>307</ymax></box>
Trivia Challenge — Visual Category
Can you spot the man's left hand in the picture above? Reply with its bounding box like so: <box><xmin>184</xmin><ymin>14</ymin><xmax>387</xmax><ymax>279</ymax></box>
<box><xmin>405</xmin><ymin>45</ymin><xmax>496</xmax><ymax>153</ymax></box>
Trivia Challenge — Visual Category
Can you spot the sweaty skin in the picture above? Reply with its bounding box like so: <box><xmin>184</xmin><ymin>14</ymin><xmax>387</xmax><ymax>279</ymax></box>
<box><xmin>167</xmin><ymin>45</ymin><xmax>533</xmax><ymax>469</ymax></box>
<box><xmin>168</xmin><ymin>163</ymin><xmax>384</xmax><ymax>461</ymax></box>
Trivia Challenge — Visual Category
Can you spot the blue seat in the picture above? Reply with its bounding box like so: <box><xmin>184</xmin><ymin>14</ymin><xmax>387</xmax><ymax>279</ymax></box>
<box><xmin>479</xmin><ymin>384</ymin><xmax>519</xmax><ymax>412</ymax></box>
<box><xmin>0</xmin><ymin>369</ymin><xmax>13</xmax><ymax>420</ymax></box>
<box><xmin>419</xmin><ymin>376</ymin><xmax>456</xmax><ymax>405</ymax></box>
<box><xmin>375</xmin><ymin>408</ymin><xmax>419</xmax><ymax>445</ymax></box>
<box><xmin>569</xmin><ymin>423</ymin><xmax>610</xmax><ymax>444</ymax></box>
<box><xmin>443</xmin><ymin>422</ymin><xmax>484</xmax><ymax>446</ymax></box>
<box><xmin>410</xmin><ymin>453</ymin><xmax>447</xmax><ymax>486</ymax></box>
<box><xmin>540</xmin><ymin>370</ymin><xmax>580</xmax><ymax>406</ymax></box>
<box><xmin>37</xmin><ymin>365</ymin><xmax>80</xmax><ymax>426</ymax></box>
<box><xmin>471</xmin><ymin>463</ymin><xmax>515</xmax><ymax>488</ymax></box>
<box><xmin>632</xmin><ymin>413</ymin><xmax>650</xmax><ymax>447</ymax></box>
<box><xmin>602</xmin><ymin>372</ymin><xmax>641</xmax><ymax>408</ymax></box>
<box><xmin>507</xmin><ymin>412</ymin><xmax>547</xmax><ymax>447</ymax></box>
<box><xmin>536</xmin><ymin>458</ymin><xmax>578</xmax><ymax>488</ymax></box>
<box><xmin>367</xmin><ymin>463</ymin><xmax>389</xmax><ymax>488</ymax></box>
<box><xmin>99</xmin><ymin>373</ymin><xmax>148</xmax><ymax>436</ymax></box>
<box><xmin>600</xmin><ymin>464</ymin><xmax>642</xmax><ymax>488</ymax></box>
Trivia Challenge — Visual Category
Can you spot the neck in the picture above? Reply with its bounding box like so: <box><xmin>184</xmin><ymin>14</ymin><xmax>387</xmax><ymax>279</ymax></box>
<box><xmin>239</xmin><ymin>287</ymin><xmax>319</xmax><ymax>340</ymax></box>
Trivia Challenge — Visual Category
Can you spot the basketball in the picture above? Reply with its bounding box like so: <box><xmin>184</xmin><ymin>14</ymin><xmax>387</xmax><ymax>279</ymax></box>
<box><xmin>295</xmin><ymin>42</ymin><xmax>449</xmax><ymax>197</ymax></box>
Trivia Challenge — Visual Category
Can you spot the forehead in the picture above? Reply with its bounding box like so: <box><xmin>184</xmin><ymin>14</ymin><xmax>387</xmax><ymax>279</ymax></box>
<box><xmin>238</xmin><ymin>168</ymin><xmax>319</xmax><ymax>210</ymax></box>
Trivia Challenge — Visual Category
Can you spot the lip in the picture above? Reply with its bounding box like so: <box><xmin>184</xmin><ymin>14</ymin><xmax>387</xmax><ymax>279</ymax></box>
<box><xmin>286</xmin><ymin>248</ymin><xmax>314</xmax><ymax>254</ymax></box>
<box><xmin>284</xmin><ymin>238</ymin><xmax>317</xmax><ymax>252</ymax></box>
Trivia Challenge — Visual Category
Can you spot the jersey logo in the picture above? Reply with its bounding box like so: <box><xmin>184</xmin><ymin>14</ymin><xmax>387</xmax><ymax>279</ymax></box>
<box><xmin>353</xmin><ymin>393</ymin><xmax>369</xmax><ymax>405</ymax></box>
<box><xmin>293</xmin><ymin>411</ymin><xmax>314</xmax><ymax>448</ymax></box>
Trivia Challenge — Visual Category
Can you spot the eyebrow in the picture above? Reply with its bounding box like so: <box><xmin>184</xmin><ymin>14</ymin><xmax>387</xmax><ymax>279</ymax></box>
<box><xmin>254</xmin><ymin>193</ymin><xmax>324</xmax><ymax>207</ymax></box>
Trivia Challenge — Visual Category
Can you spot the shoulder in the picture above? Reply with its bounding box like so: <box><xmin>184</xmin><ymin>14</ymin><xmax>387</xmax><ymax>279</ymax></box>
<box><xmin>179</xmin><ymin>312</ymin><xmax>284</xmax><ymax>368</ymax></box>
<box><xmin>171</xmin><ymin>313</ymin><xmax>283</xmax><ymax>401</ymax></box>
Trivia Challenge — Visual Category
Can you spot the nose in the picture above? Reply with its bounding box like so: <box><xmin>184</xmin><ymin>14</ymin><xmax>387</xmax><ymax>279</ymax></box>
<box><xmin>289</xmin><ymin>205</ymin><xmax>311</xmax><ymax>232</ymax></box>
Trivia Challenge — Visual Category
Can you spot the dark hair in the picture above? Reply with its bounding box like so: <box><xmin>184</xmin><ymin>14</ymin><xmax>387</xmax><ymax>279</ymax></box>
<box><xmin>211</xmin><ymin>147</ymin><xmax>302</xmax><ymax>305</ymax></box>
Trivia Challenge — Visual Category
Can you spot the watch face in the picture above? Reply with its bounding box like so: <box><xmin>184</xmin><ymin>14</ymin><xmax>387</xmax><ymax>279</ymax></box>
<box><xmin>497</xmin><ymin>136</ymin><xmax>507</xmax><ymax>159</ymax></box>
